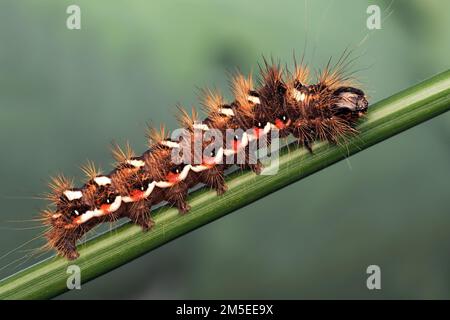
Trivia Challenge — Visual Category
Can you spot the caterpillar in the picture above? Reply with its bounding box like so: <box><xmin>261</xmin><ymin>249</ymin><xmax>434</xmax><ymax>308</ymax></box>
<box><xmin>42</xmin><ymin>57</ymin><xmax>368</xmax><ymax>260</ymax></box>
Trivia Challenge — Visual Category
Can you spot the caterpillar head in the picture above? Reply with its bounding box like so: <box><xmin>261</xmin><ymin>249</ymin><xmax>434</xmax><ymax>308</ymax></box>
<box><xmin>332</xmin><ymin>87</ymin><xmax>369</xmax><ymax>119</ymax></box>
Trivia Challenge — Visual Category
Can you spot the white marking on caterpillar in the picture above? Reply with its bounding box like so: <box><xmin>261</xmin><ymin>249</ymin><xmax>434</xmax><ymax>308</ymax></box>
<box><xmin>94</xmin><ymin>176</ymin><xmax>111</xmax><ymax>186</ymax></box>
<box><xmin>63</xmin><ymin>190</ymin><xmax>83</xmax><ymax>201</ymax></box>
<box><xmin>263</xmin><ymin>122</ymin><xmax>272</xmax><ymax>135</ymax></box>
<box><xmin>247</xmin><ymin>95</ymin><xmax>260</xmax><ymax>104</ymax></box>
<box><xmin>190</xmin><ymin>165</ymin><xmax>209</xmax><ymax>172</ymax></box>
<box><xmin>178</xmin><ymin>164</ymin><xmax>191</xmax><ymax>181</ymax></box>
<box><xmin>248</xmin><ymin>122</ymin><xmax>273</xmax><ymax>141</ymax></box>
<box><xmin>219</xmin><ymin>108</ymin><xmax>235</xmax><ymax>116</ymax></box>
<box><xmin>293</xmin><ymin>89</ymin><xmax>306</xmax><ymax>102</ymax></box>
<box><xmin>77</xmin><ymin>196</ymin><xmax>122</xmax><ymax>224</ymax></box>
<box><xmin>213</xmin><ymin>147</ymin><xmax>224</xmax><ymax>164</ymax></box>
<box><xmin>223</xmin><ymin>149</ymin><xmax>236</xmax><ymax>156</ymax></box>
<box><xmin>77</xmin><ymin>211</ymin><xmax>94</xmax><ymax>224</ymax></box>
<box><xmin>193</xmin><ymin>123</ymin><xmax>210</xmax><ymax>131</ymax></box>
<box><xmin>143</xmin><ymin>181</ymin><xmax>156</xmax><ymax>198</ymax></box>
<box><xmin>240</xmin><ymin>132</ymin><xmax>249</xmax><ymax>148</ymax></box>
<box><xmin>248</xmin><ymin>132</ymin><xmax>257</xmax><ymax>142</ymax></box>
<box><xmin>161</xmin><ymin>140</ymin><xmax>180</xmax><ymax>148</ymax></box>
<box><xmin>191</xmin><ymin>146</ymin><xmax>224</xmax><ymax>172</ymax></box>
<box><xmin>155</xmin><ymin>181</ymin><xmax>174</xmax><ymax>188</ymax></box>
<box><xmin>126</xmin><ymin>159</ymin><xmax>145</xmax><ymax>168</ymax></box>
<box><xmin>106</xmin><ymin>195</ymin><xmax>122</xmax><ymax>213</ymax></box>
<box><xmin>155</xmin><ymin>165</ymin><xmax>192</xmax><ymax>188</ymax></box>
<box><xmin>122</xmin><ymin>181</ymin><xmax>157</xmax><ymax>203</ymax></box>
<box><xmin>225</xmin><ymin>132</ymin><xmax>249</xmax><ymax>155</ymax></box>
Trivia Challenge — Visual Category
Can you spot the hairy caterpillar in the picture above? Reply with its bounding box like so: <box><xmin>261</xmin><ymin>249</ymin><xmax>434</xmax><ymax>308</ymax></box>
<box><xmin>42</xmin><ymin>57</ymin><xmax>368</xmax><ymax>260</ymax></box>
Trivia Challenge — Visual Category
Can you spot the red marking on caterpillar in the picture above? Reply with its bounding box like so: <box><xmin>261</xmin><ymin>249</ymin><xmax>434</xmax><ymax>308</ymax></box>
<box><xmin>166</xmin><ymin>172</ymin><xmax>181</xmax><ymax>184</ymax></box>
<box><xmin>38</xmin><ymin>56</ymin><xmax>368</xmax><ymax>260</ymax></box>
<box><xmin>130</xmin><ymin>189</ymin><xmax>144</xmax><ymax>200</ymax></box>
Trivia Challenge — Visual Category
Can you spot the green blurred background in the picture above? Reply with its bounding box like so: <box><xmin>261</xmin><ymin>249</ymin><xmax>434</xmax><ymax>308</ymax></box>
<box><xmin>0</xmin><ymin>0</ymin><xmax>449</xmax><ymax>299</ymax></box>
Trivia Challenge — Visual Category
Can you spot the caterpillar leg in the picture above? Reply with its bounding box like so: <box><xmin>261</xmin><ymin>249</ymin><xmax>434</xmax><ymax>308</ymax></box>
<box><xmin>210</xmin><ymin>175</ymin><xmax>227</xmax><ymax>195</ymax></box>
<box><xmin>246</xmin><ymin>161</ymin><xmax>262</xmax><ymax>175</ymax></box>
<box><xmin>59</xmin><ymin>240</ymin><xmax>80</xmax><ymax>260</ymax></box>
<box><xmin>48</xmin><ymin>231</ymin><xmax>81</xmax><ymax>260</ymax></box>
<box><xmin>167</xmin><ymin>189</ymin><xmax>191</xmax><ymax>214</ymax></box>
<box><xmin>240</xmin><ymin>148</ymin><xmax>262</xmax><ymax>174</ymax></box>
<box><xmin>237</xmin><ymin>161</ymin><xmax>262</xmax><ymax>175</ymax></box>
<box><xmin>289</xmin><ymin>125</ymin><xmax>314</xmax><ymax>154</ymax></box>
<box><xmin>175</xmin><ymin>199</ymin><xmax>191</xmax><ymax>214</ymax></box>
<box><xmin>201</xmin><ymin>167</ymin><xmax>227</xmax><ymax>195</ymax></box>
<box><xmin>127</xmin><ymin>201</ymin><xmax>154</xmax><ymax>231</ymax></box>
<box><xmin>303</xmin><ymin>140</ymin><xmax>313</xmax><ymax>154</ymax></box>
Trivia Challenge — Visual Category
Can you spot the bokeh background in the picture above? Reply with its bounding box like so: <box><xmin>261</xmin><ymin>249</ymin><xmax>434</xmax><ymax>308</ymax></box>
<box><xmin>0</xmin><ymin>0</ymin><xmax>449</xmax><ymax>299</ymax></box>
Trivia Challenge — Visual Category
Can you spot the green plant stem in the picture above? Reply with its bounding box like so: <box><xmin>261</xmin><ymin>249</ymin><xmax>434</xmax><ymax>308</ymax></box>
<box><xmin>1</xmin><ymin>70</ymin><xmax>449</xmax><ymax>300</ymax></box>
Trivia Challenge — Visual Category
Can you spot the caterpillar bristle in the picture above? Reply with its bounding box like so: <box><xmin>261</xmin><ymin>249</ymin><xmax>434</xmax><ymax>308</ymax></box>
<box><xmin>80</xmin><ymin>160</ymin><xmax>101</xmax><ymax>181</ymax></box>
<box><xmin>200</xmin><ymin>88</ymin><xmax>231</xmax><ymax>128</ymax></box>
<box><xmin>48</xmin><ymin>175</ymin><xmax>73</xmax><ymax>194</ymax></box>
<box><xmin>110</xmin><ymin>167</ymin><xmax>133</xmax><ymax>195</ymax></box>
<box><xmin>41</xmin><ymin>208</ymin><xmax>56</xmax><ymax>227</ymax></box>
<box><xmin>175</xmin><ymin>105</ymin><xmax>199</xmax><ymax>131</ymax></box>
<box><xmin>146</xmin><ymin>124</ymin><xmax>169</xmax><ymax>147</ymax></box>
<box><xmin>317</xmin><ymin>50</ymin><xmax>358</xmax><ymax>90</ymax></box>
<box><xmin>200</xmin><ymin>88</ymin><xmax>224</xmax><ymax>115</ymax></box>
<box><xmin>259</xmin><ymin>59</ymin><xmax>283</xmax><ymax>86</ymax></box>
<box><xmin>231</xmin><ymin>72</ymin><xmax>255</xmax><ymax>116</ymax></box>
<box><xmin>46</xmin><ymin>175</ymin><xmax>74</xmax><ymax>204</ymax></box>
<box><xmin>288</xmin><ymin>66</ymin><xmax>309</xmax><ymax>90</ymax></box>
<box><xmin>111</xmin><ymin>141</ymin><xmax>135</xmax><ymax>165</ymax></box>
<box><xmin>143</xmin><ymin>149</ymin><xmax>166</xmax><ymax>181</ymax></box>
